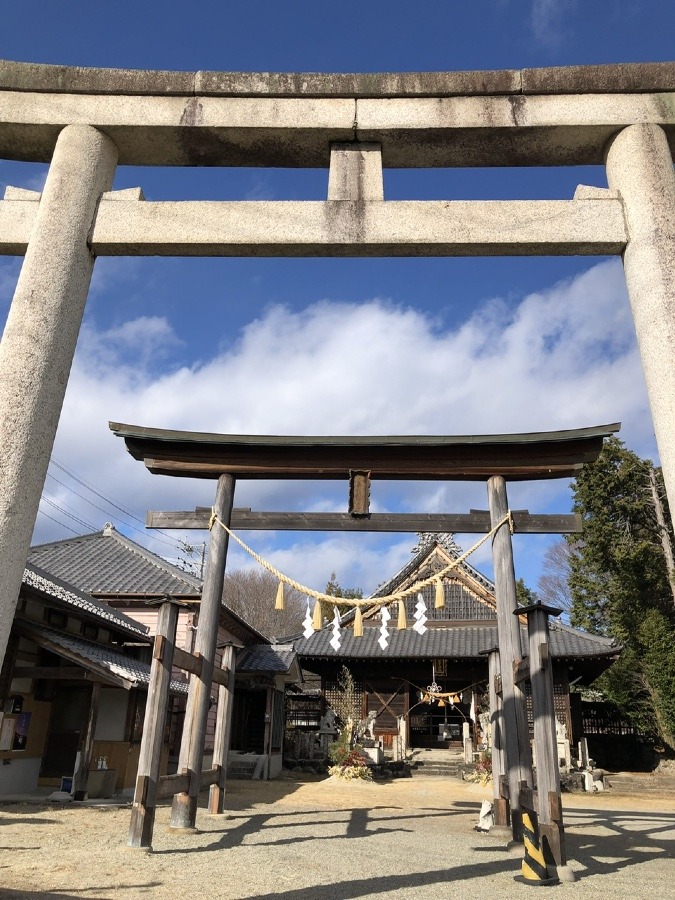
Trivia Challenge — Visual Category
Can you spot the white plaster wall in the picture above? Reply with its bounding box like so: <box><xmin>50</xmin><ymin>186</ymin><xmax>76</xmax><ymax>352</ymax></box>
<box><xmin>0</xmin><ymin>757</ymin><xmax>41</xmax><ymax>795</ymax></box>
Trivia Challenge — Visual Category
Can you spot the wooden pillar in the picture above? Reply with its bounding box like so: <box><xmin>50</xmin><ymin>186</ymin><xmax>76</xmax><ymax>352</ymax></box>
<box><xmin>208</xmin><ymin>643</ymin><xmax>237</xmax><ymax>814</ymax></box>
<box><xmin>170</xmin><ymin>473</ymin><xmax>235</xmax><ymax>830</ymax></box>
<box><xmin>73</xmin><ymin>681</ymin><xmax>101</xmax><ymax>801</ymax></box>
<box><xmin>263</xmin><ymin>687</ymin><xmax>273</xmax><ymax>781</ymax></box>
<box><xmin>128</xmin><ymin>598</ymin><xmax>180</xmax><ymax>849</ymax></box>
<box><xmin>485</xmin><ymin>647</ymin><xmax>509</xmax><ymax>831</ymax></box>
<box><xmin>519</xmin><ymin>601</ymin><xmax>566</xmax><ymax>868</ymax></box>
<box><xmin>487</xmin><ymin>475</ymin><xmax>533</xmax><ymax>840</ymax></box>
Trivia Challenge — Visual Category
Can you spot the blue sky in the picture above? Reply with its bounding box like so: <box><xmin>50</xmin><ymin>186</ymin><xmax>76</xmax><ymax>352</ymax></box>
<box><xmin>0</xmin><ymin>1</ymin><xmax>671</xmax><ymax>597</ymax></box>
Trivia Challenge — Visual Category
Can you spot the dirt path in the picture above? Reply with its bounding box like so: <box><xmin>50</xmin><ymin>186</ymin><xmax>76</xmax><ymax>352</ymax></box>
<box><xmin>1</xmin><ymin>777</ymin><xmax>674</xmax><ymax>899</ymax></box>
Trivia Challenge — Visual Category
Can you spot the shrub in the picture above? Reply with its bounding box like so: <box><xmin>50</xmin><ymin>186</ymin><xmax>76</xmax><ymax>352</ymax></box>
<box><xmin>465</xmin><ymin>751</ymin><xmax>492</xmax><ymax>787</ymax></box>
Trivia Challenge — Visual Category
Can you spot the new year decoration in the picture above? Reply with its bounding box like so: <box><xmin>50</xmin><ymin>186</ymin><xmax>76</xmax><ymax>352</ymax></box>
<box><xmin>329</xmin><ymin>607</ymin><xmax>342</xmax><ymax>652</ymax></box>
<box><xmin>378</xmin><ymin>604</ymin><xmax>391</xmax><ymax>650</ymax></box>
<box><xmin>412</xmin><ymin>593</ymin><xmax>428</xmax><ymax>634</ymax></box>
<box><xmin>302</xmin><ymin>600</ymin><xmax>314</xmax><ymax>640</ymax></box>
<box><xmin>207</xmin><ymin>510</ymin><xmax>513</xmax><ymax>647</ymax></box>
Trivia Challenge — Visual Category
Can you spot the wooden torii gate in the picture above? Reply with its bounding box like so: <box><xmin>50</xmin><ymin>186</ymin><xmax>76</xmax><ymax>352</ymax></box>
<box><xmin>111</xmin><ymin>420</ymin><xmax>618</xmax><ymax>857</ymax></box>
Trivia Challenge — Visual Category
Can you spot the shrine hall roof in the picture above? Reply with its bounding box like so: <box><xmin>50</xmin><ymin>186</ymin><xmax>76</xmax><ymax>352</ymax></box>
<box><xmin>293</xmin><ymin>622</ymin><xmax>618</xmax><ymax>661</ymax></box>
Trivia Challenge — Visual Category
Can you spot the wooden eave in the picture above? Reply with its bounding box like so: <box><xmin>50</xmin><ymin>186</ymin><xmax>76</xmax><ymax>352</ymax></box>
<box><xmin>109</xmin><ymin>422</ymin><xmax>620</xmax><ymax>481</ymax></box>
<box><xmin>14</xmin><ymin>620</ymin><xmax>136</xmax><ymax>690</ymax></box>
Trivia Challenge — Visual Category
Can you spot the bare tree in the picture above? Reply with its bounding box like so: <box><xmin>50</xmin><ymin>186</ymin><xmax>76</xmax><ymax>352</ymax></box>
<box><xmin>537</xmin><ymin>538</ymin><xmax>574</xmax><ymax>615</ymax></box>
<box><xmin>222</xmin><ymin>568</ymin><xmax>305</xmax><ymax>639</ymax></box>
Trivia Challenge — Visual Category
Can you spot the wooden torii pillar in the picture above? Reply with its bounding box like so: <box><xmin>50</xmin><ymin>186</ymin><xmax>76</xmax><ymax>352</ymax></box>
<box><xmin>518</xmin><ymin>600</ymin><xmax>568</xmax><ymax>873</ymax></box>
<box><xmin>488</xmin><ymin>475</ymin><xmax>533</xmax><ymax>841</ymax></box>
<box><xmin>480</xmin><ymin>646</ymin><xmax>509</xmax><ymax>834</ymax></box>
<box><xmin>169</xmin><ymin>474</ymin><xmax>235</xmax><ymax>832</ymax></box>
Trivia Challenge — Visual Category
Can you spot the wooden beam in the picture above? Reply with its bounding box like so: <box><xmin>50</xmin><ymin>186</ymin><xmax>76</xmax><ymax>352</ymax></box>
<box><xmin>172</xmin><ymin>646</ymin><xmax>202</xmax><ymax>678</ymax></box>
<box><xmin>170</xmin><ymin>646</ymin><xmax>228</xmax><ymax>687</ymax></box>
<box><xmin>12</xmin><ymin>666</ymin><xmax>87</xmax><ymax>680</ymax></box>
<box><xmin>73</xmin><ymin>681</ymin><xmax>101</xmax><ymax>801</ymax></box>
<box><xmin>111</xmin><ymin>421</ymin><xmax>620</xmax><ymax>483</ymax></box>
<box><xmin>157</xmin><ymin>771</ymin><xmax>191</xmax><ymax>800</ymax></box>
<box><xmin>513</xmin><ymin>657</ymin><xmax>531</xmax><ymax>685</ymax></box>
<box><xmin>348</xmin><ymin>471</ymin><xmax>371</xmax><ymax>516</ymax></box>
<box><xmin>146</xmin><ymin>508</ymin><xmax>582</xmax><ymax>534</ymax></box>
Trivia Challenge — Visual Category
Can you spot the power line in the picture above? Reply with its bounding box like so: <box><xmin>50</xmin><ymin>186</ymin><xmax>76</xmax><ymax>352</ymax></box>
<box><xmin>36</xmin><ymin>506</ymin><xmax>82</xmax><ymax>537</ymax></box>
<box><xmin>40</xmin><ymin>492</ymin><xmax>98</xmax><ymax>532</ymax></box>
<box><xmin>47</xmin><ymin>456</ymin><xmax>205</xmax><ymax>557</ymax></box>
<box><xmin>51</xmin><ymin>457</ymin><xmax>147</xmax><ymax>527</ymax></box>
<box><xmin>45</xmin><ymin>469</ymin><xmax>178</xmax><ymax>550</ymax></box>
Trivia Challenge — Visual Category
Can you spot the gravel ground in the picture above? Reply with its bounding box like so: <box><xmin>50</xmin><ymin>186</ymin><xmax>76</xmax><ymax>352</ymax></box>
<box><xmin>1</xmin><ymin>776</ymin><xmax>674</xmax><ymax>899</ymax></box>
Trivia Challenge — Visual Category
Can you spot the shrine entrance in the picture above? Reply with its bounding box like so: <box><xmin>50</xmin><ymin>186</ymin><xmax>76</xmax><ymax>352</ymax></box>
<box><xmin>409</xmin><ymin>686</ymin><xmax>470</xmax><ymax>750</ymax></box>
<box><xmin>109</xmin><ymin>420</ymin><xmax>615</xmax><ymax>865</ymax></box>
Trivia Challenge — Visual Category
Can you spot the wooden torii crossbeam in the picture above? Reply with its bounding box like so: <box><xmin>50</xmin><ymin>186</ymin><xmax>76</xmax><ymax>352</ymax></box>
<box><xmin>111</xmin><ymin>420</ymin><xmax>617</xmax><ymax>855</ymax></box>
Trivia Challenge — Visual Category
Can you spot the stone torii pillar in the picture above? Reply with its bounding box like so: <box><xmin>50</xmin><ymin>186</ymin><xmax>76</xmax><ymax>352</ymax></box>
<box><xmin>605</xmin><ymin>124</ymin><xmax>675</xmax><ymax>511</ymax></box>
<box><xmin>0</xmin><ymin>124</ymin><xmax>118</xmax><ymax>668</ymax></box>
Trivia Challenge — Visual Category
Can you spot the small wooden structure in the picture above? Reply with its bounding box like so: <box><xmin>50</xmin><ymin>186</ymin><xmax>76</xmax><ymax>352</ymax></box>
<box><xmin>111</xmin><ymin>420</ymin><xmax>617</xmax><ymax>851</ymax></box>
<box><xmin>0</xmin><ymin>565</ymin><xmax>187</xmax><ymax>799</ymax></box>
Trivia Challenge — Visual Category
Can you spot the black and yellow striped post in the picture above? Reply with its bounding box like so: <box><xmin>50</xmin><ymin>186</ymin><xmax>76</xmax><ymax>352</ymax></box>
<box><xmin>514</xmin><ymin>809</ymin><xmax>559</xmax><ymax>886</ymax></box>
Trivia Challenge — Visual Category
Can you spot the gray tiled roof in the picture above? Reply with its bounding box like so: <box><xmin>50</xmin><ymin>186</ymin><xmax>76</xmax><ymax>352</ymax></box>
<box><xmin>29</xmin><ymin>525</ymin><xmax>202</xmax><ymax>596</ymax></box>
<box><xmin>23</xmin><ymin>563</ymin><xmax>149</xmax><ymax>638</ymax></box>
<box><xmin>237</xmin><ymin>644</ymin><xmax>298</xmax><ymax>674</ymax></box>
<box><xmin>26</xmin><ymin>626</ymin><xmax>188</xmax><ymax>693</ymax></box>
<box><xmin>293</xmin><ymin>621</ymin><xmax>618</xmax><ymax>661</ymax></box>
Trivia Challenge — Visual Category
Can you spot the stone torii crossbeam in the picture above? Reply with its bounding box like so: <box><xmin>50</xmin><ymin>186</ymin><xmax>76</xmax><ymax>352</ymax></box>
<box><xmin>0</xmin><ymin>58</ymin><xmax>674</xmax><ymax>678</ymax></box>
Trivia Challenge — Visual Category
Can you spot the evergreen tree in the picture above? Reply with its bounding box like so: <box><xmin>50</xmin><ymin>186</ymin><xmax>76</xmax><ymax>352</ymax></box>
<box><xmin>322</xmin><ymin>571</ymin><xmax>363</xmax><ymax>618</ymax></box>
<box><xmin>515</xmin><ymin>577</ymin><xmax>537</xmax><ymax>606</ymax></box>
<box><xmin>568</xmin><ymin>436</ymin><xmax>675</xmax><ymax>749</ymax></box>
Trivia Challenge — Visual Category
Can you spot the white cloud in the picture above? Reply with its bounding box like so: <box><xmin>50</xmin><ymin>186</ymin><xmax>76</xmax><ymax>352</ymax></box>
<box><xmin>530</xmin><ymin>0</ymin><xmax>577</xmax><ymax>47</ymax></box>
<box><xmin>36</xmin><ymin>258</ymin><xmax>653</xmax><ymax>595</ymax></box>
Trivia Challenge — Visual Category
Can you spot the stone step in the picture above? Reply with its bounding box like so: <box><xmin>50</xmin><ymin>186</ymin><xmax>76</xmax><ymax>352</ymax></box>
<box><xmin>411</xmin><ymin>763</ymin><xmax>461</xmax><ymax>777</ymax></box>
<box><xmin>605</xmin><ymin>774</ymin><xmax>675</xmax><ymax>794</ymax></box>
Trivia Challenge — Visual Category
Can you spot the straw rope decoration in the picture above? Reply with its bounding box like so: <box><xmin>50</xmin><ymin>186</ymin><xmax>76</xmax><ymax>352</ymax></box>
<box><xmin>209</xmin><ymin>510</ymin><xmax>514</xmax><ymax>637</ymax></box>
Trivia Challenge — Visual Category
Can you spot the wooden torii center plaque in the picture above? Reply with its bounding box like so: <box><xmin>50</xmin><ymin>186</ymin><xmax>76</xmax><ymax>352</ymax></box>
<box><xmin>111</xmin><ymin>420</ymin><xmax>617</xmax><ymax>856</ymax></box>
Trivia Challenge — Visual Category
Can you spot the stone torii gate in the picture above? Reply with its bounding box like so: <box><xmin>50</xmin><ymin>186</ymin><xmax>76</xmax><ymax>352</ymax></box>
<box><xmin>0</xmin><ymin>58</ymin><xmax>674</xmax><ymax>676</ymax></box>
<box><xmin>110</xmin><ymin>420</ymin><xmax>614</xmax><ymax>855</ymax></box>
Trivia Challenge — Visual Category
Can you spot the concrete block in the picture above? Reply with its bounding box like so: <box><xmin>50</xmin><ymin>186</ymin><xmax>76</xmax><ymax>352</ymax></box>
<box><xmin>3</xmin><ymin>186</ymin><xmax>40</xmax><ymax>201</ymax></box>
<box><xmin>328</xmin><ymin>144</ymin><xmax>383</xmax><ymax>201</ymax></box>
<box><xmin>522</xmin><ymin>62</ymin><xmax>675</xmax><ymax>95</ymax></box>
<box><xmin>195</xmin><ymin>69</ymin><xmax>521</xmax><ymax>98</ymax></box>
<box><xmin>84</xmin><ymin>198</ymin><xmax>626</xmax><ymax>258</ymax></box>
<box><xmin>0</xmin><ymin>59</ymin><xmax>195</xmax><ymax>95</ymax></box>
<box><xmin>574</xmin><ymin>185</ymin><xmax>619</xmax><ymax>200</ymax></box>
<box><xmin>101</xmin><ymin>187</ymin><xmax>145</xmax><ymax>201</ymax></box>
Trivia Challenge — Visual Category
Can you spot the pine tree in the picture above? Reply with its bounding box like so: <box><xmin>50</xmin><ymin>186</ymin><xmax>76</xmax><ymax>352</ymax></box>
<box><xmin>568</xmin><ymin>436</ymin><xmax>675</xmax><ymax>749</ymax></box>
<box><xmin>322</xmin><ymin>572</ymin><xmax>363</xmax><ymax>618</ymax></box>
